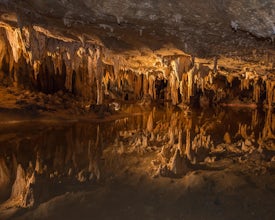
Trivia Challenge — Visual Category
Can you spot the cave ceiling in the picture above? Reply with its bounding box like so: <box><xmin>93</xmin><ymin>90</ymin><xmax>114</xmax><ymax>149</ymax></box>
<box><xmin>0</xmin><ymin>0</ymin><xmax>275</xmax><ymax>74</ymax></box>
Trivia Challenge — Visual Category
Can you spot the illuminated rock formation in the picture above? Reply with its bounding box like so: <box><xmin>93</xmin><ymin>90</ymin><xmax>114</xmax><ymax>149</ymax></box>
<box><xmin>0</xmin><ymin>1</ymin><xmax>274</xmax><ymax>108</ymax></box>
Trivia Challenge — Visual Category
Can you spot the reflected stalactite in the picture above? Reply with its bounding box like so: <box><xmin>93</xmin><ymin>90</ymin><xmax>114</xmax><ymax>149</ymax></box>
<box><xmin>253</xmin><ymin>80</ymin><xmax>260</xmax><ymax>103</ymax></box>
<box><xmin>178</xmin><ymin>129</ymin><xmax>183</xmax><ymax>155</ymax></box>
<box><xmin>262</xmin><ymin>109</ymin><xmax>275</xmax><ymax>140</ymax></box>
<box><xmin>7</xmin><ymin>164</ymin><xmax>36</xmax><ymax>208</ymax></box>
<box><xmin>184</xmin><ymin>116</ymin><xmax>193</xmax><ymax>162</ymax></box>
<box><xmin>146</xmin><ymin>110</ymin><xmax>154</xmax><ymax>132</ymax></box>
<box><xmin>0</xmin><ymin>105</ymin><xmax>274</xmax><ymax>208</ymax></box>
<box><xmin>251</xmin><ymin>109</ymin><xmax>259</xmax><ymax>128</ymax></box>
<box><xmin>0</xmin><ymin>157</ymin><xmax>10</xmax><ymax>197</ymax></box>
<box><xmin>237</xmin><ymin>123</ymin><xmax>250</xmax><ymax>139</ymax></box>
<box><xmin>10</xmin><ymin>164</ymin><xmax>27</xmax><ymax>202</ymax></box>
<box><xmin>185</xmin><ymin>129</ymin><xmax>192</xmax><ymax>162</ymax></box>
<box><xmin>34</xmin><ymin>152</ymin><xmax>43</xmax><ymax>175</ymax></box>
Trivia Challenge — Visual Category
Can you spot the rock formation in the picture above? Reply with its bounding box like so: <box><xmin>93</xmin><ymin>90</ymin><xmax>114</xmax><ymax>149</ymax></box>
<box><xmin>0</xmin><ymin>1</ymin><xmax>274</xmax><ymax>216</ymax></box>
<box><xmin>0</xmin><ymin>1</ymin><xmax>274</xmax><ymax>108</ymax></box>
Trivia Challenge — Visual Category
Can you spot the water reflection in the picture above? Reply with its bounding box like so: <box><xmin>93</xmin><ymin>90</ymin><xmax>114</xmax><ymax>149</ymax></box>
<box><xmin>0</xmin><ymin>106</ymin><xmax>274</xmax><ymax>210</ymax></box>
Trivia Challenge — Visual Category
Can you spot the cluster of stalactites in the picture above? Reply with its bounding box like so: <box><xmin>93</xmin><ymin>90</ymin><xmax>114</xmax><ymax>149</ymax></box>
<box><xmin>1</xmin><ymin>27</ymin><xmax>102</xmax><ymax>91</ymax></box>
<box><xmin>238</xmin><ymin>70</ymin><xmax>275</xmax><ymax>107</ymax></box>
<box><xmin>169</xmin><ymin>56</ymin><xmax>215</xmax><ymax>105</ymax></box>
<box><xmin>0</xmin><ymin>25</ymin><xmax>275</xmax><ymax>107</ymax></box>
<box><xmin>0</xmin><ymin>25</ymin><xmax>150</xmax><ymax>103</ymax></box>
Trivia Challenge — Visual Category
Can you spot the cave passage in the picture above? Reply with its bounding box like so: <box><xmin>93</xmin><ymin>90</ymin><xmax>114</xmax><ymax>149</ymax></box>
<box><xmin>0</xmin><ymin>0</ymin><xmax>275</xmax><ymax>219</ymax></box>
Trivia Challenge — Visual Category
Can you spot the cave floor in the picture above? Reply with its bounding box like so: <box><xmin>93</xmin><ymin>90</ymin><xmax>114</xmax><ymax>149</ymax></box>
<box><xmin>4</xmin><ymin>172</ymin><xmax>275</xmax><ymax>220</ymax></box>
<box><xmin>0</xmin><ymin>86</ymin><xmax>130</xmax><ymax>123</ymax></box>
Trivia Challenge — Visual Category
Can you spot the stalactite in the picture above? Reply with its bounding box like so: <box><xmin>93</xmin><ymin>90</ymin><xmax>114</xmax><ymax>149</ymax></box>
<box><xmin>5</xmin><ymin>27</ymin><xmax>23</xmax><ymax>64</ymax></box>
<box><xmin>148</xmin><ymin>74</ymin><xmax>156</xmax><ymax>100</ymax></box>
<box><xmin>134</xmin><ymin>74</ymin><xmax>142</xmax><ymax>99</ymax></box>
<box><xmin>170</xmin><ymin>60</ymin><xmax>180</xmax><ymax>81</ymax></box>
<box><xmin>102</xmin><ymin>69</ymin><xmax>111</xmax><ymax>95</ymax></box>
<box><xmin>170</xmin><ymin>73</ymin><xmax>179</xmax><ymax>105</ymax></box>
<box><xmin>179</xmin><ymin>73</ymin><xmax>188</xmax><ymax>103</ymax></box>
<box><xmin>95</xmin><ymin>48</ymin><xmax>103</xmax><ymax>104</ymax></box>
<box><xmin>1</xmin><ymin>22</ymin><xmax>274</xmax><ymax>108</ymax></box>
<box><xmin>266</xmin><ymin>80</ymin><xmax>275</xmax><ymax>108</ymax></box>
<box><xmin>253</xmin><ymin>79</ymin><xmax>260</xmax><ymax>103</ymax></box>
<box><xmin>64</xmin><ymin>54</ymin><xmax>73</xmax><ymax>92</ymax></box>
<box><xmin>143</xmin><ymin>74</ymin><xmax>149</xmax><ymax>96</ymax></box>
<box><xmin>187</xmin><ymin>66</ymin><xmax>195</xmax><ymax>103</ymax></box>
<box><xmin>0</xmin><ymin>29</ymin><xmax>8</xmax><ymax>71</ymax></box>
<box><xmin>193</xmin><ymin>64</ymin><xmax>212</xmax><ymax>95</ymax></box>
<box><xmin>113</xmin><ymin>57</ymin><xmax>120</xmax><ymax>81</ymax></box>
<box><xmin>240</xmin><ymin>71</ymin><xmax>254</xmax><ymax>91</ymax></box>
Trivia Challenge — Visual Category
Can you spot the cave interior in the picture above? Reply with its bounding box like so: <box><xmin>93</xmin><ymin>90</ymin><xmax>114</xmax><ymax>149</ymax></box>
<box><xmin>0</xmin><ymin>1</ymin><xmax>275</xmax><ymax>220</ymax></box>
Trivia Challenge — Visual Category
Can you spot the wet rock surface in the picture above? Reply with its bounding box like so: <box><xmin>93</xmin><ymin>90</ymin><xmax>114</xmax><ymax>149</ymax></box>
<box><xmin>0</xmin><ymin>86</ymin><xmax>122</xmax><ymax>121</ymax></box>
<box><xmin>0</xmin><ymin>105</ymin><xmax>274</xmax><ymax>219</ymax></box>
